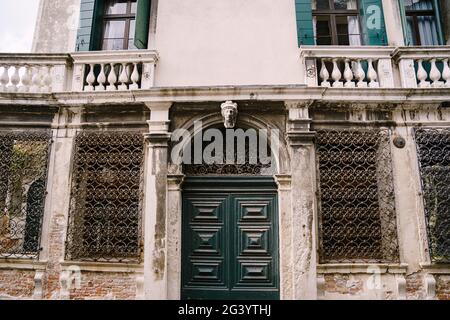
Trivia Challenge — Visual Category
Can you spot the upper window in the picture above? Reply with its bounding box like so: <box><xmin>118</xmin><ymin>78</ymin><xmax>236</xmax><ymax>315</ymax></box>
<box><xmin>404</xmin><ymin>0</ymin><xmax>440</xmax><ymax>45</ymax></box>
<box><xmin>312</xmin><ymin>0</ymin><xmax>361</xmax><ymax>45</ymax></box>
<box><xmin>101</xmin><ymin>0</ymin><xmax>138</xmax><ymax>50</ymax></box>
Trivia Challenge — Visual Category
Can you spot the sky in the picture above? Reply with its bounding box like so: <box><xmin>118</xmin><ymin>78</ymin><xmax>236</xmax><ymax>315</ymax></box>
<box><xmin>0</xmin><ymin>0</ymin><xmax>40</xmax><ymax>52</ymax></box>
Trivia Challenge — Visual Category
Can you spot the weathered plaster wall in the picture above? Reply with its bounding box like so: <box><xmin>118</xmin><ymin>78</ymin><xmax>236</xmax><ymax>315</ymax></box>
<box><xmin>32</xmin><ymin>0</ymin><xmax>80</xmax><ymax>53</ymax></box>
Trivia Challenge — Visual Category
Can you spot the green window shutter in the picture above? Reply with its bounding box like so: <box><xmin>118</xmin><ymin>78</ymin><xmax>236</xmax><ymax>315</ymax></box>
<box><xmin>295</xmin><ymin>0</ymin><xmax>315</xmax><ymax>46</ymax></box>
<box><xmin>75</xmin><ymin>0</ymin><xmax>104</xmax><ymax>51</ymax></box>
<box><xmin>359</xmin><ymin>0</ymin><xmax>388</xmax><ymax>45</ymax></box>
<box><xmin>134</xmin><ymin>0</ymin><xmax>151</xmax><ymax>49</ymax></box>
<box><xmin>432</xmin><ymin>0</ymin><xmax>445</xmax><ymax>45</ymax></box>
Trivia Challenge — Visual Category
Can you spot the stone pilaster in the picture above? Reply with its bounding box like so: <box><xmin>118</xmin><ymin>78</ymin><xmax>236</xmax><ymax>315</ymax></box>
<box><xmin>285</xmin><ymin>101</ymin><xmax>317</xmax><ymax>300</ymax></box>
<box><xmin>143</xmin><ymin>102</ymin><xmax>172</xmax><ymax>299</ymax></box>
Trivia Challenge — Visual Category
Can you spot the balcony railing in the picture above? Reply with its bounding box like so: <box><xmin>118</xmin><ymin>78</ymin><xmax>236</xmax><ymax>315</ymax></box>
<box><xmin>71</xmin><ymin>50</ymin><xmax>158</xmax><ymax>92</ymax></box>
<box><xmin>0</xmin><ymin>50</ymin><xmax>158</xmax><ymax>94</ymax></box>
<box><xmin>0</xmin><ymin>54</ymin><xmax>71</xmax><ymax>93</ymax></box>
<box><xmin>301</xmin><ymin>46</ymin><xmax>450</xmax><ymax>89</ymax></box>
<box><xmin>392</xmin><ymin>47</ymin><xmax>450</xmax><ymax>88</ymax></box>
<box><xmin>300</xmin><ymin>46</ymin><xmax>396</xmax><ymax>88</ymax></box>
<box><xmin>0</xmin><ymin>47</ymin><xmax>448</xmax><ymax>94</ymax></box>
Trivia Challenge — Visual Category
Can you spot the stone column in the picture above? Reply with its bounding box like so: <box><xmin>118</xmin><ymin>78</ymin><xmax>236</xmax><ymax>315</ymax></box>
<box><xmin>166</xmin><ymin>174</ymin><xmax>185</xmax><ymax>300</ymax></box>
<box><xmin>285</xmin><ymin>101</ymin><xmax>317</xmax><ymax>300</ymax></box>
<box><xmin>274</xmin><ymin>174</ymin><xmax>293</xmax><ymax>300</ymax></box>
<box><xmin>143</xmin><ymin>102</ymin><xmax>172</xmax><ymax>299</ymax></box>
<box><xmin>40</xmin><ymin>107</ymin><xmax>81</xmax><ymax>299</ymax></box>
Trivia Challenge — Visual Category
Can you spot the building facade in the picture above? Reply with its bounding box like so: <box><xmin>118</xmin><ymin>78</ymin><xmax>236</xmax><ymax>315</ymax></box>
<box><xmin>0</xmin><ymin>0</ymin><xmax>449</xmax><ymax>300</ymax></box>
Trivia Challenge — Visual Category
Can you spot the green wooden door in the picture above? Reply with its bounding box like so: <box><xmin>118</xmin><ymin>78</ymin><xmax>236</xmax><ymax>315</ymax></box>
<box><xmin>181</xmin><ymin>177</ymin><xmax>280</xmax><ymax>300</ymax></box>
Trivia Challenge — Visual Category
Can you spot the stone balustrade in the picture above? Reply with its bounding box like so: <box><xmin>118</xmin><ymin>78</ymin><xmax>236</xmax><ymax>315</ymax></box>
<box><xmin>300</xmin><ymin>46</ymin><xmax>395</xmax><ymax>88</ymax></box>
<box><xmin>0</xmin><ymin>54</ymin><xmax>71</xmax><ymax>93</ymax></box>
<box><xmin>393</xmin><ymin>47</ymin><xmax>450</xmax><ymax>88</ymax></box>
<box><xmin>70</xmin><ymin>50</ymin><xmax>159</xmax><ymax>92</ymax></box>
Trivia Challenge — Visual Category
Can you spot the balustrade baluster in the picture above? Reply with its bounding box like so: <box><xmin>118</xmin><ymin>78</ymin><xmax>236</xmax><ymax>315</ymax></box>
<box><xmin>0</xmin><ymin>65</ymin><xmax>10</xmax><ymax>92</ymax></box>
<box><xmin>430</xmin><ymin>59</ymin><xmax>443</xmax><ymax>87</ymax></box>
<box><xmin>331</xmin><ymin>58</ymin><xmax>343</xmax><ymax>88</ymax></box>
<box><xmin>129</xmin><ymin>63</ymin><xmax>140</xmax><ymax>90</ymax></box>
<box><xmin>19</xmin><ymin>64</ymin><xmax>32</xmax><ymax>92</ymax></box>
<box><xmin>118</xmin><ymin>63</ymin><xmax>129</xmax><ymax>90</ymax></box>
<box><xmin>367</xmin><ymin>59</ymin><xmax>379</xmax><ymax>88</ymax></box>
<box><xmin>442</xmin><ymin>58</ymin><xmax>450</xmax><ymax>87</ymax></box>
<box><xmin>417</xmin><ymin>59</ymin><xmax>430</xmax><ymax>88</ymax></box>
<box><xmin>320</xmin><ymin>59</ymin><xmax>330</xmax><ymax>87</ymax></box>
<box><xmin>343</xmin><ymin>59</ymin><xmax>354</xmax><ymax>88</ymax></box>
<box><xmin>107</xmin><ymin>63</ymin><xmax>118</xmax><ymax>91</ymax></box>
<box><xmin>355</xmin><ymin>60</ymin><xmax>367</xmax><ymax>88</ymax></box>
<box><xmin>96</xmin><ymin>63</ymin><xmax>106</xmax><ymax>91</ymax></box>
<box><xmin>85</xmin><ymin>64</ymin><xmax>96</xmax><ymax>91</ymax></box>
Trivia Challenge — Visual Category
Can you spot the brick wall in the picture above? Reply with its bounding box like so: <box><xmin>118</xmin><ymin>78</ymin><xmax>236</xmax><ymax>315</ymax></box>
<box><xmin>68</xmin><ymin>272</ymin><xmax>137</xmax><ymax>300</ymax></box>
<box><xmin>436</xmin><ymin>275</ymin><xmax>450</xmax><ymax>300</ymax></box>
<box><xmin>324</xmin><ymin>274</ymin><xmax>364</xmax><ymax>296</ymax></box>
<box><xmin>0</xmin><ymin>270</ymin><xmax>35</xmax><ymax>299</ymax></box>
<box><xmin>406</xmin><ymin>273</ymin><xmax>425</xmax><ymax>299</ymax></box>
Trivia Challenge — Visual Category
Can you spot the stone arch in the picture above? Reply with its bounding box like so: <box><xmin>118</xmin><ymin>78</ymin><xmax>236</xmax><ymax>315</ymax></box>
<box><xmin>169</xmin><ymin>112</ymin><xmax>290</xmax><ymax>175</ymax></box>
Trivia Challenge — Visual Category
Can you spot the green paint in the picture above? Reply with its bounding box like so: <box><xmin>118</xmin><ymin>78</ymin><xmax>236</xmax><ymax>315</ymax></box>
<box><xmin>181</xmin><ymin>177</ymin><xmax>280</xmax><ymax>300</ymax></box>
<box><xmin>135</xmin><ymin>0</ymin><xmax>151</xmax><ymax>49</ymax></box>
<box><xmin>295</xmin><ymin>0</ymin><xmax>315</xmax><ymax>46</ymax></box>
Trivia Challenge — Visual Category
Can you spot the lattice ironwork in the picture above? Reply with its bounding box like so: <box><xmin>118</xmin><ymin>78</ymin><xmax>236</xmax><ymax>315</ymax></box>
<box><xmin>0</xmin><ymin>131</ymin><xmax>52</xmax><ymax>259</ymax></box>
<box><xmin>182</xmin><ymin>128</ymin><xmax>275</xmax><ymax>176</ymax></box>
<box><xmin>316</xmin><ymin>129</ymin><xmax>399</xmax><ymax>263</ymax></box>
<box><xmin>65</xmin><ymin>131</ymin><xmax>144</xmax><ymax>262</ymax></box>
<box><xmin>415</xmin><ymin>128</ymin><xmax>450</xmax><ymax>263</ymax></box>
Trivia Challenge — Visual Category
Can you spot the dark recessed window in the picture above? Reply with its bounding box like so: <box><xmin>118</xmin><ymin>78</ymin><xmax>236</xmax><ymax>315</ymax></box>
<box><xmin>102</xmin><ymin>0</ymin><xmax>138</xmax><ymax>50</ymax></box>
<box><xmin>404</xmin><ymin>0</ymin><xmax>440</xmax><ymax>45</ymax></box>
<box><xmin>312</xmin><ymin>0</ymin><xmax>361</xmax><ymax>45</ymax></box>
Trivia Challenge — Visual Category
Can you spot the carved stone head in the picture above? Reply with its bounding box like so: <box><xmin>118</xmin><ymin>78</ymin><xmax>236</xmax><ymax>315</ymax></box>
<box><xmin>221</xmin><ymin>101</ymin><xmax>238</xmax><ymax>129</ymax></box>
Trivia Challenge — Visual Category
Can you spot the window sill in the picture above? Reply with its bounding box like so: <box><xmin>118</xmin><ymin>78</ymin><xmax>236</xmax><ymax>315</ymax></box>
<box><xmin>317</xmin><ymin>263</ymin><xmax>408</xmax><ymax>274</ymax></box>
<box><xmin>60</xmin><ymin>261</ymin><xmax>143</xmax><ymax>273</ymax></box>
<box><xmin>0</xmin><ymin>259</ymin><xmax>47</xmax><ymax>271</ymax></box>
<box><xmin>420</xmin><ymin>263</ymin><xmax>450</xmax><ymax>274</ymax></box>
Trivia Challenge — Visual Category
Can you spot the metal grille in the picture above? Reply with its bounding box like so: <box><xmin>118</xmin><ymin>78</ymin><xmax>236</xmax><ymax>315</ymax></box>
<box><xmin>415</xmin><ymin>128</ymin><xmax>450</xmax><ymax>263</ymax></box>
<box><xmin>182</xmin><ymin>128</ymin><xmax>274</xmax><ymax>176</ymax></box>
<box><xmin>66</xmin><ymin>131</ymin><xmax>144</xmax><ymax>262</ymax></box>
<box><xmin>0</xmin><ymin>131</ymin><xmax>52</xmax><ymax>259</ymax></box>
<box><xmin>316</xmin><ymin>129</ymin><xmax>399</xmax><ymax>263</ymax></box>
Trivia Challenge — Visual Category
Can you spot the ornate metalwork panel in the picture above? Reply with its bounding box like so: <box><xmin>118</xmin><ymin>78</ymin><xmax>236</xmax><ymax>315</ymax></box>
<box><xmin>316</xmin><ymin>129</ymin><xmax>399</xmax><ymax>263</ymax></box>
<box><xmin>181</xmin><ymin>177</ymin><xmax>279</xmax><ymax>300</ymax></box>
<box><xmin>182</xmin><ymin>128</ymin><xmax>274</xmax><ymax>176</ymax></box>
<box><xmin>415</xmin><ymin>128</ymin><xmax>450</xmax><ymax>263</ymax></box>
<box><xmin>0</xmin><ymin>131</ymin><xmax>52</xmax><ymax>259</ymax></box>
<box><xmin>66</xmin><ymin>131</ymin><xmax>144</xmax><ymax>262</ymax></box>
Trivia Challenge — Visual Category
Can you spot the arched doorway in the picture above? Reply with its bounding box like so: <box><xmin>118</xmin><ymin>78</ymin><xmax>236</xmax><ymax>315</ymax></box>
<box><xmin>178</xmin><ymin>122</ymin><xmax>280</xmax><ymax>300</ymax></box>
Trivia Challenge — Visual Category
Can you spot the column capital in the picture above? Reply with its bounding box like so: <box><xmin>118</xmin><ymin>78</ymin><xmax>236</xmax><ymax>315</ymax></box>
<box><xmin>167</xmin><ymin>174</ymin><xmax>185</xmax><ymax>191</ymax></box>
<box><xmin>144</xmin><ymin>132</ymin><xmax>171</xmax><ymax>146</ymax></box>
<box><xmin>274</xmin><ymin>174</ymin><xmax>292</xmax><ymax>191</ymax></box>
<box><xmin>287</xmin><ymin>131</ymin><xmax>316</xmax><ymax>146</ymax></box>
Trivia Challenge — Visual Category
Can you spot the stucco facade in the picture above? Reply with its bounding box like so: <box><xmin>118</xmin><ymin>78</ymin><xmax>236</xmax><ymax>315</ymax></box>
<box><xmin>0</xmin><ymin>0</ymin><xmax>449</xmax><ymax>300</ymax></box>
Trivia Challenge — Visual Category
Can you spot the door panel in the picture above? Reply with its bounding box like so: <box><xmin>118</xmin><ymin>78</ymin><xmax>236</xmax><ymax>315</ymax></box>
<box><xmin>181</xmin><ymin>180</ymin><xmax>279</xmax><ymax>300</ymax></box>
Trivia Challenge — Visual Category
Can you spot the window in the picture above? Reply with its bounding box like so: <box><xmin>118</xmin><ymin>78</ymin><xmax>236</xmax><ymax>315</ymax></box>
<box><xmin>65</xmin><ymin>131</ymin><xmax>144</xmax><ymax>262</ymax></box>
<box><xmin>415</xmin><ymin>128</ymin><xmax>450</xmax><ymax>263</ymax></box>
<box><xmin>0</xmin><ymin>131</ymin><xmax>51</xmax><ymax>259</ymax></box>
<box><xmin>101</xmin><ymin>0</ymin><xmax>138</xmax><ymax>50</ymax></box>
<box><xmin>315</xmin><ymin>129</ymin><xmax>399</xmax><ymax>263</ymax></box>
<box><xmin>404</xmin><ymin>0</ymin><xmax>440</xmax><ymax>45</ymax></box>
<box><xmin>312</xmin><ymin>0</ymin><xmax>362</xmax><ymax>45</ymax></box>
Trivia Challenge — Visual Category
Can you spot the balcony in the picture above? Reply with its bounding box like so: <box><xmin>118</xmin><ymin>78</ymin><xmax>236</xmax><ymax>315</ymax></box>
<box><xmin>300</xmin><ymin>46</ymin><xmax>450</xmax><ymax>89</ymax></box>
<box><xmin>0</xmin><ymin>50</ymin><xmax>158</xmax><ymax>93</ymax></box>
<box><xmin>0</xmin><ymin>47</ymin><xmax>448</xmax><ymax>97</ymax></box>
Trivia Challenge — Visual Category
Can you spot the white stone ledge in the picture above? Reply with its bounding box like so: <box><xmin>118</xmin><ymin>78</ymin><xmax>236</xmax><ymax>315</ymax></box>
<box><xmin>317</xmin><ymin>263</ymin><xmax>409</xmax><ymax>274</ymax></box>
<box><xmin>0</xmin><ymin>86</ymin><xmax>449</xmax><ymax>106</ymax></box>
<box><xmin>0</xmin><ymin>259</ymin><xmax>47</xmax><ymax>271</ymax></box>
<box><xmin>419</xmin><ymin>263</ymin><xmax>450</xmax><ymax>274</ymax></box>
<box><xmin>300</xmin><ymin>45</ymin><xmax>395</xmax><ymax>59</ymax></box>
<box><xmin>60</xmin><ymin>261</ymin><xmax>143</xmax><ymax>273</ymax></box>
